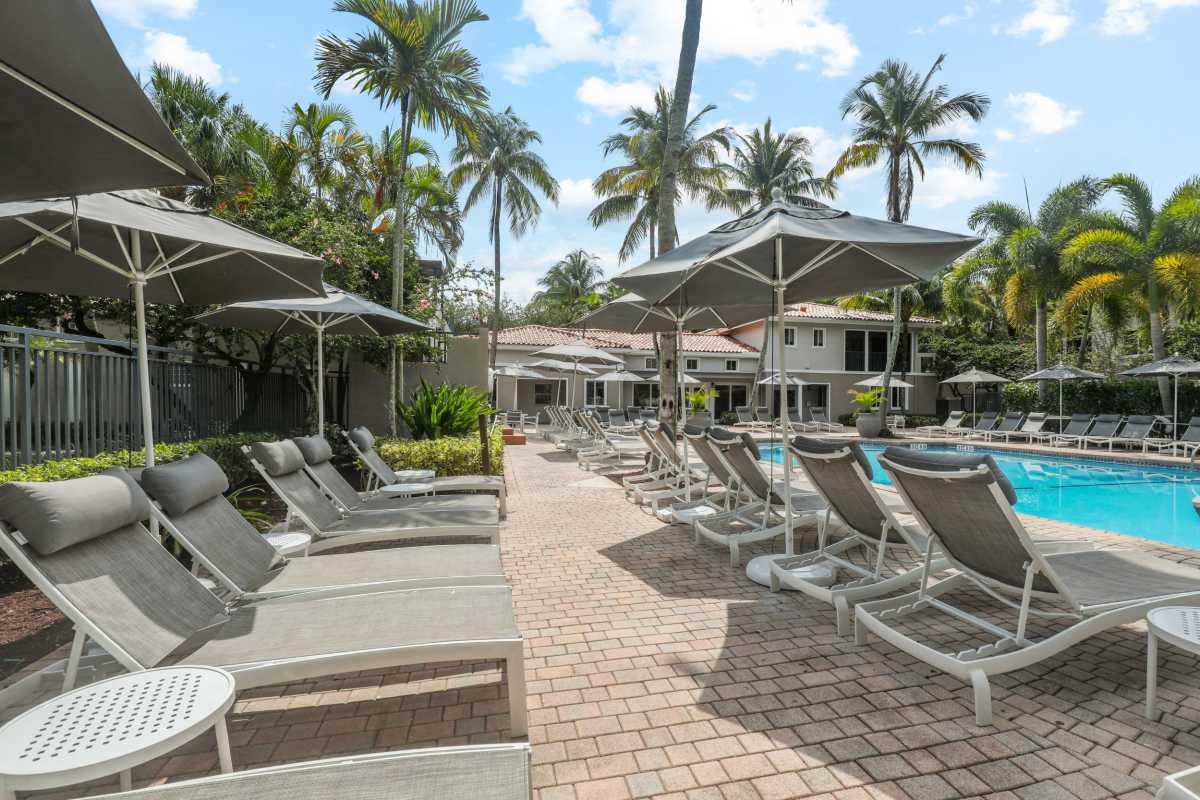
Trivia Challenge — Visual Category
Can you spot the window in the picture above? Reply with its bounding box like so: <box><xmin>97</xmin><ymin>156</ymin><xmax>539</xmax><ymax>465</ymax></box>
<box><xmin>783</xmin><ymin>326</ymin><xmax>796</xmax><ymax>346</ymax></box>
<box><xmin>889</xmin><ymin>386</ymin><xmax>908</xmax><ymax>411</ymax></box>
<box><xmin>812</xmin><ymin>328</ymin><xmax>826</xmax><ymax>348</ymax></box>
<box><xmin>534</xmin><ymin>383</ymin><xmax>553</xmax><ymax>405</ymax></box>
<box><xmin>644</xmin><ymin>357</ymin><xmax>658</xmax><ymax>370</ymax></box>
<box><xmin>725</xmin><ymin>359</ymin><xmax>739</xmax><ymax>371</ymax></box>
<box><xmin>585</xmin><ymin>380</ymin><xmax>606</xmax><ymax>406</ymax></box>
<box><xmin>894</xmin><ymin>332</ymin><xmax>912</xmax><ymax>373</ymax></box>
<box><xmin>844</xmin><ymin>330</ymin><xmax>866</xmax><ymax>371</ymax></box>
<box><xmin>632</xmin><ymin>383</ymin><xmax>659</xmax><ymax>407</ymax></box>
<box><xmin>919</xmin><ymin>354</ymin><xmax>936</xmax><ymax>374</ymax></box>
<box><xmin>685</xmin><ymin>357</ymin><xmax>699</xmax><ymax>371</ymax></box>
<box><xmin>846</xmin><ymin>329</ymin><xmax>912</xmax><ymax>373</ymax></box>
<box><xmin>867</xmin><ymin>331</ymin><xmax>888</xmax><ymax>372</ymax></box>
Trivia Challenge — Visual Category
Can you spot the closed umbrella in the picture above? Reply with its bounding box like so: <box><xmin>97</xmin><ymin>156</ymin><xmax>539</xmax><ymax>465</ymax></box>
<box><xmin>1120</xmin><ymin>355</ymin><xmax>1200</xmax><ymax>439</ymax></box>
<box><xmin>193</xmin><ymin>283</ymin><xmax>430</xmax><ymax>433</ymax></box>
<box><xmin>530</xmin><ymin>340</ymin><xmax>622</xmax><ymax>408</ymax></box>
<box><xmin>1020</xmin><ymin>363</ymin><xmax>1104</xmax><ymax>425</ymax></box>
<box><xmin>941</xmin><ymin>367</ymin><xmax>1011</xmax><ymax>420</ymax></box>
<box><xmin>0</xmin><ymin>0</ymin><xmax>209</xmax><ymax>201</ymax></box>
<box><xmin>0</xmin><ymin>190</ymin><xmax>325</xmax><ymax>467</ymax></box>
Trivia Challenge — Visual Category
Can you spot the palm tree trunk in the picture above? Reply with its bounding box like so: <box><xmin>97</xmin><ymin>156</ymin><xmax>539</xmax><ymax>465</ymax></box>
<box><xmin>1075</xmin><ymin>307</ymin><xmax>1092</xmax><ymax>367</ymax></box>
<box><xmin>490</xmin><ymin>178</ymin><xmax>503</xmax><ymax>377</ymax></box>
<box><xmin>876</xmin><ymin>154</ymin><xmax>906</xmax><ymax>431</ymax></box>
<box><xmin>387</xmin><ymin>99</ymin><xmax>414</xmax><ymax>436</ymax></box>
<box><xmin>1148</xmin><ymin>272</ymin><xmax>1171</xmax><ymax>412</ymax></box>
<box><xmin>1035</xmin><ymin>298</ymin><xmax>1047</xmax><ymax>405</ymax></box>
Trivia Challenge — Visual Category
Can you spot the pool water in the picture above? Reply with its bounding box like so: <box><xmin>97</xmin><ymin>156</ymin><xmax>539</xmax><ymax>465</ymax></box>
<box><xmin>766</xmin><ymin>443</ymin><xmax>1200</xmax><ymax>547</ymax></box>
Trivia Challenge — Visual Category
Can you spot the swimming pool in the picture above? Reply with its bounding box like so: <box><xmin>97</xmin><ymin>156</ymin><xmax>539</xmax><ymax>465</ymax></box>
<box><xmin>765</xmin><ymin>443</ymin><xmax>1200</xmax><ymax>547</ymax></box>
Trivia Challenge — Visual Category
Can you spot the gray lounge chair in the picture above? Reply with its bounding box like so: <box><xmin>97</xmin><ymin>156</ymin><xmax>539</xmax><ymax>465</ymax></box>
<box><xmin>0</xmin><ymin>470</ymin><xmax>527</xmax><ymax>735</ymax></box>
<box><xmin>344</xmin><ymin>426</ymin><xmax>507</xmax><ymax>518</ymax></box>
<box><xmin>916</xmin><ymin>410</ymin><xmax>965</xmax><ymax>437</ymax></box>
<box><xmin>949</xmin><ymin>410</ymin><xmax>999</xmax><ymax>438</ymax></box>
<box><xmin>734</xmin><ymin>406</ymin><xmax>756</xmax><ymax>427</ymax></box>
<box><xmin>140</xmin><ymin>454</ymin><xmax>506</xmax><ymax>602</ymax></box>
<box><xmin>1077</xmin><ymin>413</ymin><xmax>1124</xmax><ymax>449</ymax></box>
<box><xmin>986</xmin><ymin>412</ymin><xmax>1047</xmax><ymax>443</ymax></box>
<box><xmin>806</xmin><ymin>406</ymin><xmax>843</xmax><ymax>432</ymax></box>
<box><xmin>661</xmin><ymin>424</ymin><xmax>747</xmax><ymax>524</ymax></box>
<box><xmin>754</xmin><ymin>406</ymin><xmax>771</xmax><ymax>427</ymax></box>
<box><xmin>247</xmin><ymin>441</ymin><xmax>499</xmax><ymax>553</ymax></box>
<box><xmin>858</xmin><ymin>447</ymin><xmax>1200</xmax><ymax>726</ymax></box>
<box><xmin>976</xmin><ymin>411</ymin><xmax>1024</xmax><ymax>440</ymax></box>
<box><xmin>1107</xmin><ymin>414</ymin><xmax>1157</xmax><ymax>450</ymax></box>
<box><xmin>1044</xmin><ymin>413</ymin><xmax>1095</xmax><ymax>447</ymax></box>
<box><xmin>1147</xmin><ymin>416</ymin><xmax>1200</xmax><ymax>457</ymax></box>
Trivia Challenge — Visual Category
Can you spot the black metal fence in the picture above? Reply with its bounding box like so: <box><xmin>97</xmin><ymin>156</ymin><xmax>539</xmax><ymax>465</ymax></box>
<box><xmin>0</xmin><ymin>325</ymin><xmax>345</xmax><ymax>467</ymax></box>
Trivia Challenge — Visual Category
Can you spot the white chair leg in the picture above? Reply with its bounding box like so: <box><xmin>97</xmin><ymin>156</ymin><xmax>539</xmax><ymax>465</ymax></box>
<box><xmin>1146</xmin><ymin>632</ymin><xmax>1159</xmax><ymax>719</ymax></box>
<box><xmin>215</xmin><ymin>716</ymin><xmax>234</xmax><ymax>773</ymax></box>
<box><xmin>506</xmin><ymin>645</ymin><xmax>528</xmax><ymax>737</ymax></box>
<box><xmin>854</xmin><ymin>614</ymin><xmax>869</xmax><ymax>646</ymax></box>
<box><xmin>498</xmin><ymin>487</ymin><xmax>507</xmax><ymax>519</ymax></box>
<box><xmin>834</xmin><ymin>596</ymin><xmax>851</xmax><ymax>638</ymax></box>
<box><xmin>970</xmin><ymin>670</ymin><xmax>993</xmax><ymax>726</ymax></box>
<box><xmin>729</xmin><ymin>540</ymin><xmax>740</xmax><ymax>568</ymax></box>
<box><xmin>62</xmin><ymin>627</ymin><xmax>87</xmax><ymax>692</ymax></box>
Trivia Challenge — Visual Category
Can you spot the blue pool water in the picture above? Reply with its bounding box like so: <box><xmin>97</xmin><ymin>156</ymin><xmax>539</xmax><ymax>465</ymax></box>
<box><xmin>766</xmin><ymin>443</ymin><xmax>1200</xmax><ymax>547</ymax></box>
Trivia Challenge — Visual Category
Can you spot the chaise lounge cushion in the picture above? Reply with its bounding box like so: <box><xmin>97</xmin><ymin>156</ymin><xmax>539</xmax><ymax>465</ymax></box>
<box><xmin>293</xmin><ymin>435</ymin><xmax>334</xmax><ymax>466</ymax></box>
<box><xmin>880</xmin><ymin>447</ymin><xmax>1018</xmax><ymax>506</ymax></box>
<box><xmin>348</xmin><ymin>426</ymin><xmax>375</xmax><ymax>453</ymax></box>
<box><xmin>792</xmin><ymin>435</ymin><xmax>872</xmax><ymax>479</ymax></box>
<box><xmin>0</xmin><ymin>468</ymin><xmax>151</xmax><ymax>555</ymax></box>
<box><xmin>141</xmin><ymin>454</ymin><xmax>230</xmax><ymax>517</ymax></box>
<box><xmin>251</xmin><ymin>440</ymin><xmax>306</xmax><ymax>477</ymax></box>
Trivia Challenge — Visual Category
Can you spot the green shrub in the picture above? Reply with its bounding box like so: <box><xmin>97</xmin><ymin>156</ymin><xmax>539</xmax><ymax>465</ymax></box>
<box><xmin>397</xmin><ymin>379</ymin><xmax>494</xmax><ymax>440</ymax></box>
<box><xmin>376</xmin><ymin>429</ymin><xmax>504</xmax><ymax>477</ymax></box>
<box><xmin>1002</xmin><ymin>379</ymin><xmax>1195</xmax><ymax>417</ymax></box>
<box><xmin>0</xmin><ymin>432</ymin><xmax>268</xmax><ymax>486</ymax></box>
<box><xmin>718</xmin><ymin>412</ymin><xmax>739</xmax><ymax>426</ymax></box>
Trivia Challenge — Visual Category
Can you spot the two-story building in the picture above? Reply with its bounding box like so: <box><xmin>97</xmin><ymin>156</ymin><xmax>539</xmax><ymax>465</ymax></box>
<box><xmin>494</xmin><ymin>302</ymin><xmax>940</xmax><ymax>421</ymax></box>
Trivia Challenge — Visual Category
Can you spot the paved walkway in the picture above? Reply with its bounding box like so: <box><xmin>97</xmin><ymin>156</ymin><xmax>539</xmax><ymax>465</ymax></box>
<box><xmin>10</xmin><ymin>437</ymin><xmax>1200</xmax><ymax>799</ymax></box>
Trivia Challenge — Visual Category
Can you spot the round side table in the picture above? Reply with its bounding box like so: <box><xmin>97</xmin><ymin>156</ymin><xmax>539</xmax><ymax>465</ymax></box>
<box><xmin>263</xmin><ymin>529</ymin><xmax>312</xmax><ymax>557</ymax></box>
<box><xmin>394</xmin><ymin>469</ymin><xmax>436</xmax><ymax>482</ymax></box>
<box><xmin>379</xmin><ymin>482</ymin><xmax>434</xmax><ymax>498</ymax></box>
<box><xmin>0</xmin><ymin>666</ymin><xmax>236</xmax><ymax>799</ymax></box>
<box><xmin>1146</xmin><ymin>606</ymin><xmax>1200</xmax><ymax>718</ymax></box>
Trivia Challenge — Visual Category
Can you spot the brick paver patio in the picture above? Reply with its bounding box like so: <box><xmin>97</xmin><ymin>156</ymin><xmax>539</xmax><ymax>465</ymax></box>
<box><xmin>7</xmin><ymin>435</ymin><xmax>1200</xmax><ymax>799</ymax></box>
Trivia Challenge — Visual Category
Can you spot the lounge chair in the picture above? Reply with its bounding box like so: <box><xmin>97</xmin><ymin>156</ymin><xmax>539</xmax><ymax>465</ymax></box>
<box><xmin>1146</xmin><ymin>416</ymin><xmax>1200</xmax><ymax>457</ymax></box>
<box><xmin>72</xmin><ymin>745</ymin><xmax>532</xmax><ymax>800</ymax></box>
<box><xmin>915</xmin><ymin>410</ymin><xmax>965</xmax><ymax>438</ymax></box>
<box><xmin>1076</xmin><ymin>414</ymin><xmax>1124</xmax><ymax>449</ymax></box>
<box><xmin>0</xmin><ymin>470</ymin><xmax>528</xmax><ymax>735</ymax></box>
<box><xmin>807</xmin><ymin>407</ymin><xmax>843</xmax><ymax>432</ymax></box>
<box><xmin>986</xmin><ymin>412</ymin><xmax>1047</xmax><ymax>443</ymax></box>
<box><xmin>629</xmin><ymin>424</ymin><xmax>707</xmax><ymax>509</ymax></box>
<box><xmin>621</xmin><ymin>425</ymin><xmax>678</xmax><ymax>492</ymax></box>
<box><xmin>577</xmin><ymin>413</ymin><xmax>649</xmax><ymax>469</ymax></box>
<box><xmin>769</xmin><ymin>436</ymin><xmax>942</xmax><ymax>635</ymax></box>
<box><xmin>857</xmin><ymin>447</ymin><xmax>1200</xmax><ymax>725</ymax></box>
<box><xmin>141</xmin><ymin>453</ymin><xmax>506</xmax><ymax>602</ymax></box>
<box><xmin>734</xmin><ymin>406</ymin><xmax>756</xmax><ymax>427</ymax></box>
<box><xmin>660</xmin><ymin>424</ymin><xmax>748</xmax><ymax>524</ymax></box>
<box><xmin>754</xmin><ymin>406</ymin><xmax>772</xmax><ymax>427</ymax></box>
<box><xmin>344</xmin><ymin>426</ymin><xmax>507</xmax><ymax>517</ymax></box>
<box><xmin>947</xmin><ymin>410</ymin><xmax>999</xmax><ymax>438</ymax></box>
<box><xmin>1107</xmin><ymin>414</ymin><xmax>1157</xmax><ymax>450</ymax></box>
<box><xmin>1043</xmin><ymin>413</ymin><xmax>1095</xmax><ymax>447</ymax></box>
<box><xmin>976</xmin><ymin>411</ymin><xmax>1024</xmax><ymax>440</ymax></box>
<box><xmin>247</xmin><ymin>441</ymin><xmax>499</xmax><ymax>553</ymax></box>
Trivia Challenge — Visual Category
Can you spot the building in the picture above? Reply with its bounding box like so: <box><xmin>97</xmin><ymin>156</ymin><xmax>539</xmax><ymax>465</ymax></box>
<box><xmin>495</xmin><ymin>302</ymin><xmax>940</xmax><ymax>421</ymax></box>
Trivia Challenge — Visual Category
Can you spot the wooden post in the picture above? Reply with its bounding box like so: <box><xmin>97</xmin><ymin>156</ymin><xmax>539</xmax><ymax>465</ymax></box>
<box><xmin>479</xmin><ymin>413</ymin><xmax>491</xmax><ymax>475</ymax></box>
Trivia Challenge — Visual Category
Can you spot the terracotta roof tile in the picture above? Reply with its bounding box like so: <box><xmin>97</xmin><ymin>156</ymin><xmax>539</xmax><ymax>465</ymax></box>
<box><xmin>496</xmin><ymin>324</ymin><xmax>756</xmax><ymax>354</ymax></box>
<box><xmin>783</xmin><ymin>301</ymin><xmax>939</xmax><ymax>325</ymax></box>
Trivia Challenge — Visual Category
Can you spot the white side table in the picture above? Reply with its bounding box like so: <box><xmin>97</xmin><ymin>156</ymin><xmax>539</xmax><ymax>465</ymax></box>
<box><xmin>1146</xmin><ymin>606</ymin><xmax>1200</xmax><ymax>718</ymax></box>
<box><xmin>379</xmin><ymin>482</ymin><xmax>434</xmax><ymax>498</ymax></box>
<box><xmin>263</xmin><ymin>529</ymin><xmax>312</xmax><ymax>557</ymax></box>
<box><xmin>0</xmin><ymin>666</ymin><xmax>236</xmax><ymax>799</ymax></box>
<box><xmin>394</xmin><ymin>469</ymin><xmax>436</xmax><ymax>482</ymax></box>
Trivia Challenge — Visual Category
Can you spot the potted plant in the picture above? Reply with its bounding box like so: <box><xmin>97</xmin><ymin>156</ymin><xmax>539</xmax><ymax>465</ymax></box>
<box><xmin>684</xmin><ymin>384</ymin><xmax>718</xmax><ymax>427</ymax></box>
<box><xmin>847</xmin><ymin>388</ymin><xmax>884</xmax><ymax>438</ymax></box>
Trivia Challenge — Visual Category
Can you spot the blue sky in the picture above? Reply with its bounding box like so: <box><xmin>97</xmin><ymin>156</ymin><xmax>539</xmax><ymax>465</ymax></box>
<box><xmin>96</xmin><ymin>0</ymin><xmax>1200</xmax><ymax>303</ymax></box>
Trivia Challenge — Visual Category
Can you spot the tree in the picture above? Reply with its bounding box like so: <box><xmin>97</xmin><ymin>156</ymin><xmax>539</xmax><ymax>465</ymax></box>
<box><xmin>1059</xmin><ymin>174</ymin><xmax>1200</xmax><ymax>411</ymax></box>
<box><xmin>449</xmin><ymin>107</ymin><xmax>559</xmax><ymax>374</ymax></box>
<box><xmin>533</xmin><ymin>250</ymin><xmax>607</xmax><ymax>310</ymax></box>
<box><xmin>720</xmin><ymin>118</ymin><xmax>836</xmax><ymax>212</ymax></box>
<box><xmin>315</xmin><ymin>0</ymin><xmax>489</xmax><ymax>434</ymax></box>
<box><xmin>588</xmin><ymin>88</ymin><xmax>730</xmax><ymax>263</ymax></box>
<box><xmin>829</xmin><ymin>54</ymin><xmax>989</xmax><ymax>430</ymax></box>
<box><xmin>283</xmin><ymin>102</ymin><xmax>363</xmax><ymax>203</ymax></box>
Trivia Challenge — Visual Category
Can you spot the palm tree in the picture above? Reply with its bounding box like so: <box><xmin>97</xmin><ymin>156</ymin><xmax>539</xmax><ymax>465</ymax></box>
<box><xmin>241</xmin><ymin>125</ymin><xmax>303</xmax><ymax>199</ymax></box>
<box><xmin>829</xmin><ymin>54</ymin><xmax>989</xmax><ymax>428</ymax></box>
<box><xmin>449</xmin><ymin>107</ymin><xmax>559</xmax><ymax>372</ymax></box>
<box><xmin>720</xmin><ymin>118</ymin><xmax>836</xmax><ymax>212</ymax></box>
<box><xmin>359</xmin><ymin>126</ymin><xmax>438</xmax><ymax>220</ymax></box>
<box><xmin>372</xmin><ymin>162</ymin><xmax>463</xmax><ymax>269</ymax></box>
<box><xmin>1059</xmin><ymin>174</ymin><xmax>1200</xmax><ymax>411</ymax></box>
<box><xmin>315</xmin><ymin>0</ymin><xmax>488</xmax><ymax>433</ymax></box>
<box><xmin>284</xmin><ymin>102</ymin><xmax>361</xmax><ymax>202</ymax></box>
<box><xmin>589</xmin><ymin>88</ymin><xmax>730</xmax><ymax>263</ymax></box>
<box><xmin>534</xmin><ymin>250</ymin><xmax>606</xmax><ymax>309</ymax></box>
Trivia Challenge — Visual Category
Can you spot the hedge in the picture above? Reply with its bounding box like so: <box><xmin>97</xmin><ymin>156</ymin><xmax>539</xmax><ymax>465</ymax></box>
<box><xmin>1003</xmin><ymin>380</ymin><xmax>1197</xmax><ymax>417</ymax></box>
<box><xmin>0</xmin><ymin>432</ymin><xmax>269</xmax><ymax>486</ymax></box>
<box><xmin>376</xmin><ymin>429</ymin><xmax>505</xmax><ymax>477</ymax></box>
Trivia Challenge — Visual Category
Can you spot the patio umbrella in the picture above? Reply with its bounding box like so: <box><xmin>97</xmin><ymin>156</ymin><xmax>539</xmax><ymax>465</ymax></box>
<box><xmin>1120</xmin><ymin>354</ymin><xmax>1200</xmax><ymax>438</ymax></box>
<box><xmin>1020</xmin><ymin>363</ymin><xmax>1104</xmax><ymax>425</ymax></box>
<box><xmin>530</xmin><ymin>340</ymin><xmax>623</xmax><ymax>407</ymax></box>
<box><xmin>612</xmin><ymin>189</ymin><xmax>980</xmax><ymax>556</ymax></box>
<box><xmin>855</xmin><ymin>374</ymin><xmax>914</xmax><ymax>389</ymax></box>
<box><xmin>645</xmin><ymin>373</ymin><xmax>702</xmax><ymax>385</ymax></box>
<box><xmin>193</xmin><ymin>283</ymin><xmax>430</xmax><ymax>433</ymax></box>
<box><xmin>941</xmin><ymin>367</ymin><xmax>1011</xmax><ymax>420</ymax></box>
<box><xmin>528</xmin><ymin>359</ymin><xmax>596</xmax><ymax>406</ymax></box>
<box><xmin>0</xmin><ymin>190</ymin><xmax>325</xmax><ymax>468</ymax></box>
<box><xmin>492</xmin><ymin>365</ymin><xmax>547</xmax><ymax>411</ymax></box>
<box><xmin>0</xmin><ymin>0</ymin><xmax>209</xmax><ymax>201</ymax></box>
<box><xmin>600</xmin><ymin>369</ymin><xmax>644</xmax><ymax>410</ymax></box>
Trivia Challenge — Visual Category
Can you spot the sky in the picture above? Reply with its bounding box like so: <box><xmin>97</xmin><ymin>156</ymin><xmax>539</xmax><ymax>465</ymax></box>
<box><xmin>95</xmin><ymin>0</ymin><xmax>1200</xmax><ymax>304</ymax></box>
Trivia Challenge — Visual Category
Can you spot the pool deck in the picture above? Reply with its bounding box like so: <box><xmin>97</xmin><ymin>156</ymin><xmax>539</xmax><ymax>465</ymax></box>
<box><xmin>6</xmin><ymin>435</ymin><xmax>1200</xmax><ymax>800</ymax></box>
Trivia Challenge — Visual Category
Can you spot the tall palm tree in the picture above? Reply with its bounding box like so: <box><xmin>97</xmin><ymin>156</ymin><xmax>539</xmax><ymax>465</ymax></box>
<box><xmin>449</xmin><ymin>107</ymin><xmax>559</xmax><ymax>372</ymax></box>
<box><xmin>1059</xmin><ymin>174</ymin><xmax>1200</xmax><ymax>411</ymax></box>
<box><xmin>534</xmin><ymin>250</ymin><xmax>606</xmax><ymax>309</ymax></box>
<box><xmin>720</xmin><ymin>118</ymin><xmax>836</xmax><ymax>212</ymax></box>
<box><xmin>589</xmin><ymin>88</ymin><xmax>730</xmax><ymax>263</ymax></box>
<box><xmin>315</xmin><ymin>0</ymin><xmax>488</xmax><ymax>433</ymax></box>
<box><xmin>241</xmin><ymin>125</ymin><xmax>303</xmax><ymax>199</ymax></box>
<box><xmin>829</xmin><ymin>54</ymin><xmax>989</xmax><ymax>428</ymax></box>
<box><xmin>284</xmin><ymin>102</ymin><xmax>361</xmax><ymax>202</ymax></box>
<box><xmin>372</xmin><ymin>162</ymin><xmax>463</xmax><ymax>268</ymax></box>
<box><xmin>359</xmin><ymin>126</ymin><xmax>438</xmax><ymax>220</ymax></box>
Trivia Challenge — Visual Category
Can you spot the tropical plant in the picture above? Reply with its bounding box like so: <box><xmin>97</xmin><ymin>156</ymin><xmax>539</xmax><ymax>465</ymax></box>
<box><xmin>225</xmin><ymin>485</ymin><xmax>275</xmax><ymax>531</ymax></box>
<box><xmin>1058</xmin><ymin>174</ymin><xmax>1200</xmax><ymax>411</ymax></box>
<box><xmin>449</xmin><ymin>106</ymin><xmax>559</xmax><ymax>373</ymax></box>
<box><xmin>686</xmin><ymin>384</ymin><xmax>718</xmax><ymax>414</ymax></box>
<box><xmin>284</xmin><ymin>102</ymin><xmax>363</xmax><ymax>203</ymax></box>
<box><xmin>315</xmin><ymin>0</ymin><xmax>489</xmax><ymax>434</ymax></box>
<box><xmin>532</xmin><ymin>250</ymin><xmax>607</xmax><ymax>310</ymax></box>
<box><xmin>396</xmin><ymin>379</ymin><xmax>493</xmax><ymax>439</ymax></box>
<box><xmin>847</xmin><ymin>388</ymin><xmax>883</xmax><ymax>414</ymax></box>
<box><xmin>588</xmin><ymin>88</ymin><xmax>731</xmax><ymax>263</ymax></box>
<box><xmin>241</xmin><ymin>124</ymin><xmax>304</xmax><ymax>199</ymax></box>
<box><xmin>829</xmin><ymin>53</ymin><xmax>989</xmax><ymax>428</ymax></box>
<box><xmin>719</xmin><ymin>118</ymin><xmax>835</xmax><ymax>212</ymax></box>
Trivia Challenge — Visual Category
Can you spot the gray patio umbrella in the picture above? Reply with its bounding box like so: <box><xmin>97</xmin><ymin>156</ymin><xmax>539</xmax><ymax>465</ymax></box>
<box><xmin>1020</xmin><ymin>363</ymin><xmax>1105</xmax><ymax>424</ymax></box>
<box><xmin>1120</xmin><ymin>355</ymin><xmax>1200</xmax><ymax>437</ymax></box>
<box><xmin>600</xmin><ymin>369</ymin><xmax>644</xmax><ymax>409</ymax></box>
<box><xmin>530</xmin><ymin>340</ymin><xmax>623</xmax><ymax>407</ymax></box>
<box><xmin>855</xmin><ymin>374</ymin><xmax>914</xmax><ymax>389</ymax></box>
<box><xmin>0</xmin><ymin>1</ymin><xmax>209</xmax><ymax>201</ymax></box>
<box><xmin>493</xmin><ymin>365</ymin><xmax>547</xmax><ymax>411</ymax></box>
<box><xmin>193</xmin><ymin>284</ymin><xmax>430</xmax><ymax>432</ymax></box>
<box><xmin>612</xmin><ymin>189</ymin><xmax>980</xmax><ymax>556</ymax></box>
<box><xmin>941</xmin><ymin>367</ymin><xmax>1011</xmax><ymax>419</ymax></box>
<box><xmin>0</xmin><ymin>190</ymin><xmax>325</xmax><ymax>467</ymax></box>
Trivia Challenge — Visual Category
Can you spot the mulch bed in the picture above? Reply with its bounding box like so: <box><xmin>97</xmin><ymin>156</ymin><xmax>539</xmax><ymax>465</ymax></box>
<box><xmin>0</xmin><ymin>563</ymin><xmax>72</xmax><ymax>681</ymax></box>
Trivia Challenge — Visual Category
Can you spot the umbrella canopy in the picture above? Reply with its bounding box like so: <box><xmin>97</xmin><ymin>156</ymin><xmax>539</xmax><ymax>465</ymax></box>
<box><xmin>942</xmin><ymin>367</ymin><xmax>1010</xmax><ymax>419</ymax></box>
<box><xmin>530</xmin><ymin>340</ymin><xmax>624</xmax><ymax>364</ymax></box>
<box><xmin>1121</xmin><ymin>355</ymin><xmax>1200</xmax><ymax>437</ymax></box>
<box><xmin>574</xmin><ymin>292</ymin><xmax>770</xmax><ymax>334</ymax></box>
<box><xmin>193</xmin><ymin>284</ymin><xmax>429</xmax><ymax>432</ymax></box>
<box><xmin>0</xmin><ymin>1</ymin><xmax>209</xmax><ymax>201</ymax></box>
<box><xmin>646</xmin><ymin>373</ymin><xmax>702</xmax><ymax>385</ymax></box>
<box><xmin>1020</xmin><ymin>362</ymin><xmax>1106</xmax><ymax>423</ymax></box>
<box><xmin>855</xmin><ymin>374</ymin><xmax>914</xmax><ymax>389</ymax></box>
<box><xmin>758</xmin><ymin>371</ymin><xmax>808</xmax><ymax>386</ymax></box>
<box><xmin>528</xmin><ymin>359</ymin><xmax>597</xmax><ymax>376</ymax></box>
<box><xmin>600</xmin><ymin>370</ymin><xmax>645</xmax><ymax>383</ymax></box>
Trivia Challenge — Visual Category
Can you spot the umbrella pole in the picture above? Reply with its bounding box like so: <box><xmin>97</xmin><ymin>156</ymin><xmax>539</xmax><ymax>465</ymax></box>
<box><xmin>316</xmin><ymin>324</ymin><xmax>325</xmax><ymax>434</ymax></box>
<box><xmin>1059</xmin><ymin>379</ymin><xmax>1064</xmax><ymax>426</ymax></box>
<box><xmin>513</xmin><ymin>375</ymin><xmax>518</xmax><ymax>412</ymax></box>
<box><xmin>775</xmin><ymin>237</ymin><xmax>793</xmax><ymax>555</ymax></box>
<box><xmin>678</xmin><ymin>317</ymin><xmax>689</xmax><ymax>500</ymax></box>
<box><xmin>130</xmin><ymin>239</ymin><xmax>154</xmax><ymax>470</ymax></box>
<box><xmin>1175</xmin><ymin>373</ymin><xmax>1180</xmax><ymax>441</ymax></box>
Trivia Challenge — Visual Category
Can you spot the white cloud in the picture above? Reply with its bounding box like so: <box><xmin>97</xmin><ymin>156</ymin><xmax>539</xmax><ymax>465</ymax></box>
<box><xmin>558</xmin><ymin>178</ymin><xmax>598</xmax><ymax>210</ymax></box>
<box><xmin>1007</xmin><ymin>91</ymin><xmax>1082</xmax><ymax>135</ymax></box>
<box><xmin>787</xmin><ymin>125</ymin><xmax>850</xmax><ymax>175</ymax></box>
<box><xmin>995</xmin><ymin>128</ymin><xmax>1015</xmax><ymax>141</ymax></box>
<box><xmin>913</xmin><ymin>2</ymin><xmax>978</xmax><ymax>34</ymax></box>
<box><xmin>1099</xmin><ymin>0</ymin><xmax>1200</xmax><ymax>35</ymax></box>
<box><xmin>576</xmin><ymin>77</ymin><xmax>656</xmax><ymax>116</ymax></box>
<box><xmin>730</xmin><ymin>81</ymin><xmax>757</xmax><ymax>103</ymax></box>
<box><xmin>95</xmin><ymin>0</ymin><xmax>196</xmax><ymax>28</ymax></box>
<box><xmin>915</xmin><ymin>166</ymin><xmax>1003</xmax><ymax>209</ymax></box>
<box><xmin>504</xmin><ymin>0</ymin><xmax>859</xmax><ymax>85</ymax></box>
<box><xmin>1006</xmin><ymin>0</ymin><xmax>1074</xmax><ymax>43</ymax></box>
<box><xmin>139</xmin><ymin>30</ymin><xmax>223</xmax><ymax>85</ymax></box>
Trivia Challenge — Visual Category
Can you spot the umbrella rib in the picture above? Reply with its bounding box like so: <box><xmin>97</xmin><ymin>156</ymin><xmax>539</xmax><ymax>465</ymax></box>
<box><xmin>358</xmin><ymin>317</ymin><xmax>382</xmax><ymax>336</ymax></box>
<box><xmin>783</xmin><ymin>242</ymin><xmax>849</xmax><ymax>284</ymax></box>
<box><xmin>716</xmin><ymin>257</ymin><xmax>772</xmax><ymax>285</ymax></box>
<box><xmin>144</xmin><ymin>240</ymin><xmax>203</xmax><ymax>278</ymax></box>
<box><xmin>16</xmin><ymin>217</ymin><xmax>130</xmax><ymax>279</ymax></box>
<box><xmin>244</xmin><ymin>252</ymin><xmax>324</xmax><ymax>296</ymax></box>
<box><xmin>150</xmin><ymin>248</ymin><xmax>242</xmax><ymax>278</ymax></box>
<box><xmin>0</xmin><ymin>60</ymin><xmax>190</xmax><ymax>178</ymax></box>
<box><xmin>148</xmin><ymin>234</ymin><xmax>185</xmax><ymax>303</ymax></box>
<box><xmin>110</xmin><ymin>225</ymin><xmax>135</xmax><ymax>272</ymax></box>
<box><xmin>0</xmin><ymin>221</ymin><xmax>72</xmax><ymax>266</ymax></box>
<box><xmin>843</xmin><ymin>242</ymin><xmax>923</xmax><ymax>282</ymax></box>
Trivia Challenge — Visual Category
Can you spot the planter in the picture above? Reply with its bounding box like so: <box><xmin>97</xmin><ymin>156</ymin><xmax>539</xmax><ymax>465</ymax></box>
<box><xmin>685</xmin><ymin>412</ymin><xmax>712</xmax><ymax>428</ymax></box>
<box><xmin>855</xmin><ymin>413</ymin><xmax>883</xmax><ymax>438</ymax></box>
